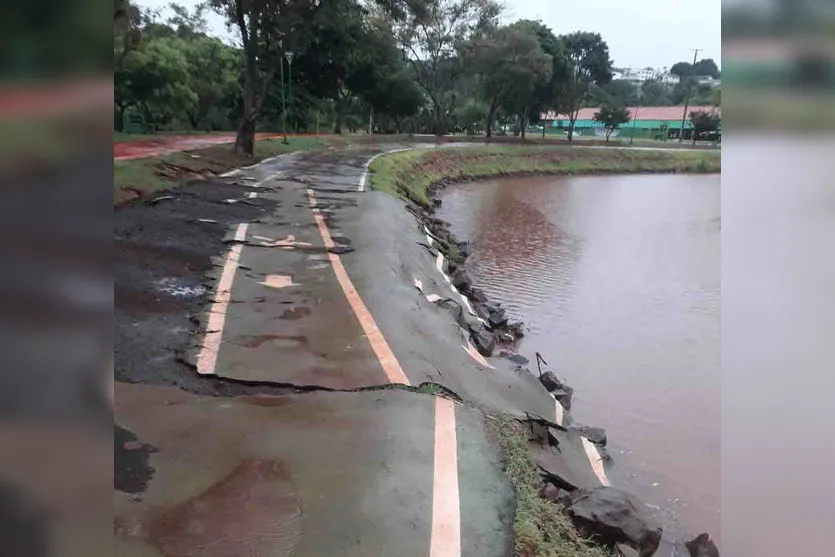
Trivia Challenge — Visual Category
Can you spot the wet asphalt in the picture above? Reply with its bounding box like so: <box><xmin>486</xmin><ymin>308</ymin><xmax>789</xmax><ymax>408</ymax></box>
<box><xmin>114</xmin><ymin>145</ymin><xmax>587</xmax><ymax>556</ymax></box>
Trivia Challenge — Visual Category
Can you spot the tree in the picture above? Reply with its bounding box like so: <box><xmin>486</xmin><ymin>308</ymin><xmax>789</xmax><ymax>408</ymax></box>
<box><xmin>593</xmin><ymin>103</ymin><xmax>631</xmax><ymax>141</ymax></box>
<box><xmin>115</xmin><ymin>36</ymin><xmax>197</xmax><ymax>131</ymax></box>
<box><xmin>474</xmin><ymin>22</ymin><xmax>551</xmax><ymax>138</ymax></box>
<box><xmin>397</xmin><ymin>0</ymin><xmax>501</xmax><ymax>136</ymax></box>
<box><xmin>182</xmin><ymin>36</ymin><xmax>241</xmax><ymax>130</ymax></box>
<box><xmin>640</xmin><ymin>79</ymin><xmax>669</xmax><ymax>106</ymax></box>
<box><xmin>671</xmin><ymin>58</ymin><xmax>719</xmax><ymax>79</ymax></box>
<box><xmin>602</xmin><ymin>79</ymin><xmax>639</xmax><ymax>106</ymax></box>
<box><xmin>709</xmin><ymin>87</ymin><xmax>721</xmax><ymax>107</ymax></box>
<box><xmin>689</xmin><ymin>109</ymin><xmax>720</xmax><ymax>144</ymax></box>
<box><xmin>210</xmin><ymin>0</ymin><xmax>319</xmax><ymax>155</ymax></box>
<box><xmin>558</xmin><ymin>31</ymin><xmax>613</xmax><ymax>141</ymax></box>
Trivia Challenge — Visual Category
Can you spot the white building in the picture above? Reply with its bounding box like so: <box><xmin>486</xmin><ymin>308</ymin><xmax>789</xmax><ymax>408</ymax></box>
<box><xmin>614</xmin><ymin>66</ymin><xmax>680</xmax><ymax>84</ymax></box>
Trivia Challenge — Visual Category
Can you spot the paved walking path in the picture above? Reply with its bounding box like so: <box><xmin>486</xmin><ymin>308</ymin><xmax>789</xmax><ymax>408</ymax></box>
<box><xmin>115</xmin><ymin>145</ymin><xmax>602</xmax><ymax>556</ymax></box>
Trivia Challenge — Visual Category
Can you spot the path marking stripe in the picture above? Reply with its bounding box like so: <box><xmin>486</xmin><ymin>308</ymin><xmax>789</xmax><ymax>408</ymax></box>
<box><xmin>581</xmin><ymin>436</ymin><xmax>611</xmax><ymax>486</ymax></box>
<box><xmin>430</xmin><ymin>396</ymin><xmax>461</xmax><ymax>557</ymax></box>
<box><xmin>358</xmin><ymin>148</ymin><xmax>413</xmax><ymax>192</ymax></box>
<box><xmin>196</xmin><ymin>223</ymin><xmax>248</xmax><ymax>375</ymax></box>
<box><xmin>307</xmin><ymin>188</ymin><xmax>410</xmax><ymax>385</ymax></box>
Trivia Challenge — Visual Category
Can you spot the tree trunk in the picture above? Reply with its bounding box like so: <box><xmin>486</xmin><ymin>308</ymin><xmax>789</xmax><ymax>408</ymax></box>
<box><xmin>333</xmin><ymin>92</ymin><xmax>345</xmax><ymax>134</ymax></box>
<box><xmin>606</xmin><ymin>128</ymin><xmax>612</xmax><ymax>141</ymax></box>
<box><xmin>567</xmin><ymin>112</ymin><xmax>577</xmax><ymax>142</ymax></box>
<box><xmin>485</xmin><ymin>96</ymin><xmax>499</xmax><ymax>138</ymax></box>
<box><xmin>433</xmin><ymin>103</ymin><xmax>444</xmax><ymax>137</ymax></box>
<box><xmin>116</xmin><ymin>104</ymin><xmax>126</xmax><ymax>132</ymax></box>
<box><xmin>235</xmin><ymin>117</ymin><xmax>256</xmax><ymax>155</ymax></box>
<box><xmin>520</xmin><ymin>111</ymin><xmax>527</xmax><ymax>139</ymax></box>
<box><xmin>692</xmin><ymin>130</ymin><xmax>698</xmax><ymax>145</ymax></box>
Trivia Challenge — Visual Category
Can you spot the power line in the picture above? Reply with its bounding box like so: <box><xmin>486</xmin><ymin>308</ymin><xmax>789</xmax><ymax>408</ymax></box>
<box><xmin>678</xmin><ymin>48</ymin><xmax>702</xmax><ymax>143</ymax></box>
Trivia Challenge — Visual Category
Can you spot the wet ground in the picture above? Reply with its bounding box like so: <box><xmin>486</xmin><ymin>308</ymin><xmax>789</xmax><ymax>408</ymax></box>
<box><xmin>437</xmin><ymin>173</ymin><xmax>721</xmax><ymax>543</ymax></box>
<box><xmin>115</xmin><ymin>145</ymin><xmax>610</xmax><ymax>556</ymax></box>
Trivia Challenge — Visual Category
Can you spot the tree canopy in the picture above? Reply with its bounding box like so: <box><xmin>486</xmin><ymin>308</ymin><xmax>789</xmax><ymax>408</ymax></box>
<box><xmin>117</xmin><ymin>0</ymin><xmax>714</xmax><ymax>149</ymax></box>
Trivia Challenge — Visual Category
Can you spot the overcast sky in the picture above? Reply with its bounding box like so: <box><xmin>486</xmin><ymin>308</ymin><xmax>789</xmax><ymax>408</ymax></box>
<box><xmin>137</xmin><ymin>0</ymin><xmax>721</xmax><ymax>69</ymax></box>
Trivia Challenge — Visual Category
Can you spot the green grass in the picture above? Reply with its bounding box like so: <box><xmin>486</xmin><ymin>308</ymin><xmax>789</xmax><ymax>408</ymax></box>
<box><xmin>369</xmin><ymin>145</ymin><xmax>721</xmax><ymax>206</ymax></box>
<box><xmin>488</xmin><ymin>414</ymin><xmax>613</xmax><ymax>557</ymax></box>
<box><xmin>114</xmin><ymin>135</ymin><xmax>347</xmax><ymax>205</ymax></box>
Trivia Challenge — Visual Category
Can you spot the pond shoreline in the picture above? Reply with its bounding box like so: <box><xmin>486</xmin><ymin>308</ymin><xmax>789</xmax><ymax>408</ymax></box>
<box><xmin>370</xmin><ymin>145</ymin><xmax>721</xmax><ymax>556</ymax></box>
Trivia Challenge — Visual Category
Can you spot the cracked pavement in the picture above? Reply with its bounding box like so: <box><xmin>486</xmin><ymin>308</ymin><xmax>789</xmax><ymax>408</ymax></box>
<box><xmin>114</xmin><ymin>145</ymin><xmax>589</xmax><ymax>556</ymax></box>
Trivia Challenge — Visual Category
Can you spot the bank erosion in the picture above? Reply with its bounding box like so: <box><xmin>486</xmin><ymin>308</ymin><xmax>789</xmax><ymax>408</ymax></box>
<box><xmin>369</xmin><ymin>144</ymin><xmax>722</xmax><ymax>557</ymax></box>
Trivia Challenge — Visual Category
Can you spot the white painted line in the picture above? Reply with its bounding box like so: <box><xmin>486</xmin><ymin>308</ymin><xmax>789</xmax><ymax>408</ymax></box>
<box><xmin>581</xmin><ymin>436</ymin><xmax>611</xmax><ymax>486</ymax></box>
<box><xmin>357</xmin><ymin>148</ymin><xmax>414</xmax><ymax>192</ymax></box>
<box><xmin>461</xmin><ymin>341</ymin><xmax>494</xmax><ymax>369</ymax></box>
<box><xmin>430</xmin><ymin>396</ymin><xmax>461</xmax><ymax>557</ymax></box>
<box><xmin>552</xmin><ymin>394</ymin><xmax>564</xmax><ymax>426</ymax></box>
<box><xmin>196</xmin><ymin>223</ymin><xmax>248</xmax><ymax>375</ymax></box>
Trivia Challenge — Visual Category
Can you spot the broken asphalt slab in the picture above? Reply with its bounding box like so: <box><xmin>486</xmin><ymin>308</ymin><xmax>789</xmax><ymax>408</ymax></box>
<box><xmin>115</xmin><ymin>383</ymin><xmax>513</xmax><ymax>557</ymax></box>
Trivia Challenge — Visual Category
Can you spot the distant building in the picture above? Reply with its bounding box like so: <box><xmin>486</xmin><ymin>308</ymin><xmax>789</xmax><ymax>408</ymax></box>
<box><xmin>614</xmin><ymin>66</ymin><xmax>681</xmax><ymax>85</ymax></box>
<box><xmin>540</xmin><ymin>105</ymin><xmax>721</xmax><ymax>140</ymax></box>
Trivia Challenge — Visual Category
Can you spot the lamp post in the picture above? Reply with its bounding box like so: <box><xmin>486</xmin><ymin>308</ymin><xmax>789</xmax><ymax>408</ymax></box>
<box><xmin>280</xmin><ymin>41</ymin><xmax>288</xmax><ymax>144</ymax></box>
<box><xmin>285</xmin><ymin>50</ymin><xmax>294</xmax><ymax>138</ymax></box>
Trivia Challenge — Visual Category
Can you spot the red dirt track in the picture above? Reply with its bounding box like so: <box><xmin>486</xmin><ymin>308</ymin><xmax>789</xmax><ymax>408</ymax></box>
<box><xmin>113</xmin><ymin>133</ymin><xmax>286</xmax><ymax>160</ymax></box>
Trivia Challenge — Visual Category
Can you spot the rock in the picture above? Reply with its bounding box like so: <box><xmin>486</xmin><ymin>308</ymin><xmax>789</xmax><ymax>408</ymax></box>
<box><xmin>497</xmin><ymin>332</ymin><xmax>515</xmax><ymax>343</ymax></box>
<box><xmin>432</xmin><ymin>198</ymin><xmax>442</xmax><ymax>208</ymax></box>
<box><xmin>446</xmin><ymin>260</ymin><xmax>458</xmax><ymax>274</ymax></box>
<box><xmin>457</xmin><ymin>241</ymin><xmax>472</xmax><ymax>257</ymax></box>
<box><xmin>574</xmin><ymin>426</ymin><xmax>607</xmax><ymax>448</ymax></box>
<box><xmin>685</xmin><ymin>533</ymin><xmax>720</xmax><ymax>557</ymax></box>
<box><xmin>487</xmin><ymin>307</ymin><xmax>508</xmax><ymax>328</ymax></box>
<box><xmin>328</xmin><ymin>245</ymin><xmax>355</xmax><ymax>255</ymax></box>
<box><xmin>451</xmin><ymin>269</ymin><xmax>472</xmax><ymax>292</ymax></box>
<box><xmin>616</xmin><ymin>543</ymin><xmax>640</xmax><ymax>557</ymax></box>
<box><xmin>508</xmin><ymin>321</ymin><xmax>525</xmax><ymax>339</ymax></box>
<box><xmin>541</xmin><ymin>483</ymin><xmax>575</xmax><ymax>507</ymax></box>
<box><xmin>541</xmin><ymin>482</ymin><xmax>560</xmax><ymax>502</ymax></box>
<box><xmin>539</xmin><ymin>372</ymin><xmax>572</xmax><ymax>395</ymax></box>
<box><xmin>552</xmin><ymin>389</ymin><xmax>573</xmax><ymax>412</ymax></box>
<box><xmin>470</xmin><ymin>287</ymin><xmax>488</xmax><ymax>304</ymax></box>
<box><xmin>499</xmin><ymin>351</ymin><xmax>529</xmax><ymax>365</ymax></box>
<box><xmin>469</xmin><ymin>326</ymin><xmax>496</xmax><ymax>357</ymax></box>
<box><xmin>567</xmin><ymin>486</ymin><xmax>662</xmax><ymax>557</ymax></box>
<box><xmin>474</xmin><ymin>303</ymin><xmax>491</xmax><ymax>322</ymax></box>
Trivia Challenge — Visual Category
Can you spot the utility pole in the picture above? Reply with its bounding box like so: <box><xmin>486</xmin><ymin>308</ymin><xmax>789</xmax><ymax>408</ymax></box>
<box><xmin>678</xmin><ymin>48</ymin><xmax>701</xmax><ymax>143</ymax></box>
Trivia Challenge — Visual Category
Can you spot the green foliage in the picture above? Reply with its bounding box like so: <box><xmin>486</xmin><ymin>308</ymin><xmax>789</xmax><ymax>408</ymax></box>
<box><xmin>689</xmin><ymin>109</ymin><xmax>721</xmax><ymax>143</ymax></box>
<box><xmin>115</xmin><ymin>36</ymin><xmax>197</xmax><ymax>130</ymax></box>
<box><xmin>602</xmin><ymin>79</ymin><xmax>639</xmax><ymax>106</ymax></box>
<box><xmin>640</xmin><ymin>79</ymin><xmax>671</xmax><ymax>106</ymax></box>
<box><xmin>396</xmin><ymin>0</ymin><xmax>502</xmax><ymax>135</ymax></box>
<box><xmin>671</xmin><ymin>58</ymin><xmax>720</xmax><ymax>78</ymax></box>
<box><xmin>593</xmin><ymin>104</ymin><xmax>631</xmax><ymax>140</ymax></box>
<box><xmin>557</xmin><ymin>31</ymin><xmax>614</xmax><ymax>139</ymax></box>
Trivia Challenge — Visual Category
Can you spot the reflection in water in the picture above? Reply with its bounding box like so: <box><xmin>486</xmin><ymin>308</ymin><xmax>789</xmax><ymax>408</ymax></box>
<box><xmin>438</xmin><ymin>174</ymin><xmax>720</xmax><ymax>544</ymax></box>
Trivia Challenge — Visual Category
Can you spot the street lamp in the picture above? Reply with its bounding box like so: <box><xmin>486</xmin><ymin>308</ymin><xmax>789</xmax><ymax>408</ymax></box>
<box><xmin>279</xmin><ymin>41</ymin><xmax>288</xmax><ymax>144</ymax></box>
<box><xmin>286</xmin><ymin>50</ymin><xmax>294</xmax><ymax>138</ymax></box>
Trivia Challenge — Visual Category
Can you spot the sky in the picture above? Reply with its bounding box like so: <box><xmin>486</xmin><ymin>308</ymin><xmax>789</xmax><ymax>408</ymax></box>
<box><xmin>136</xmin><ymin>0</ymin><xmax>722</xmax><ymax>70</ymax></box>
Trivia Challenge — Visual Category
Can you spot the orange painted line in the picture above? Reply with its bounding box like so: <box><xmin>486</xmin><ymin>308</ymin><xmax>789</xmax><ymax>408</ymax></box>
<box><xmin>196</xmin><ymin>223</ymin><xmax>248</xmax><ymax>375</ymax></box>
<box><xmin>430</xmin><ymin>396</ymin><xmax>461</xmax><ymax>557</ymax></box>
<box><xmin>306</xmin><ymin>188</ymin><xmax>411</xmax><ymax>386</ymax></box>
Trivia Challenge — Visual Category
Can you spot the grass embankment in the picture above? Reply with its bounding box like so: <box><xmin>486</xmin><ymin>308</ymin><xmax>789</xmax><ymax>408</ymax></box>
<box><xmin>114</xmin><ymin>136</ymin><xmax>347</xmax><ymax>205</ymax></box>
<box><xmin>369</xmin><ymin>145</ymin><xmax>721</xmax><ymax>205</ymax></box>
<box><xmin>489</xmin><ymin>415</ymin><xmax>612</xmax><ymax>557</ymax></box>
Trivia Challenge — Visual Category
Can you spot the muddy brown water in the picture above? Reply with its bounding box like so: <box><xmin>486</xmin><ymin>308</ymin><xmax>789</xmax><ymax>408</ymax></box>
<box><xmin>437</xmin><ymin>173</ymin><xmax>720</xmax><ymax>544</ymax></box>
